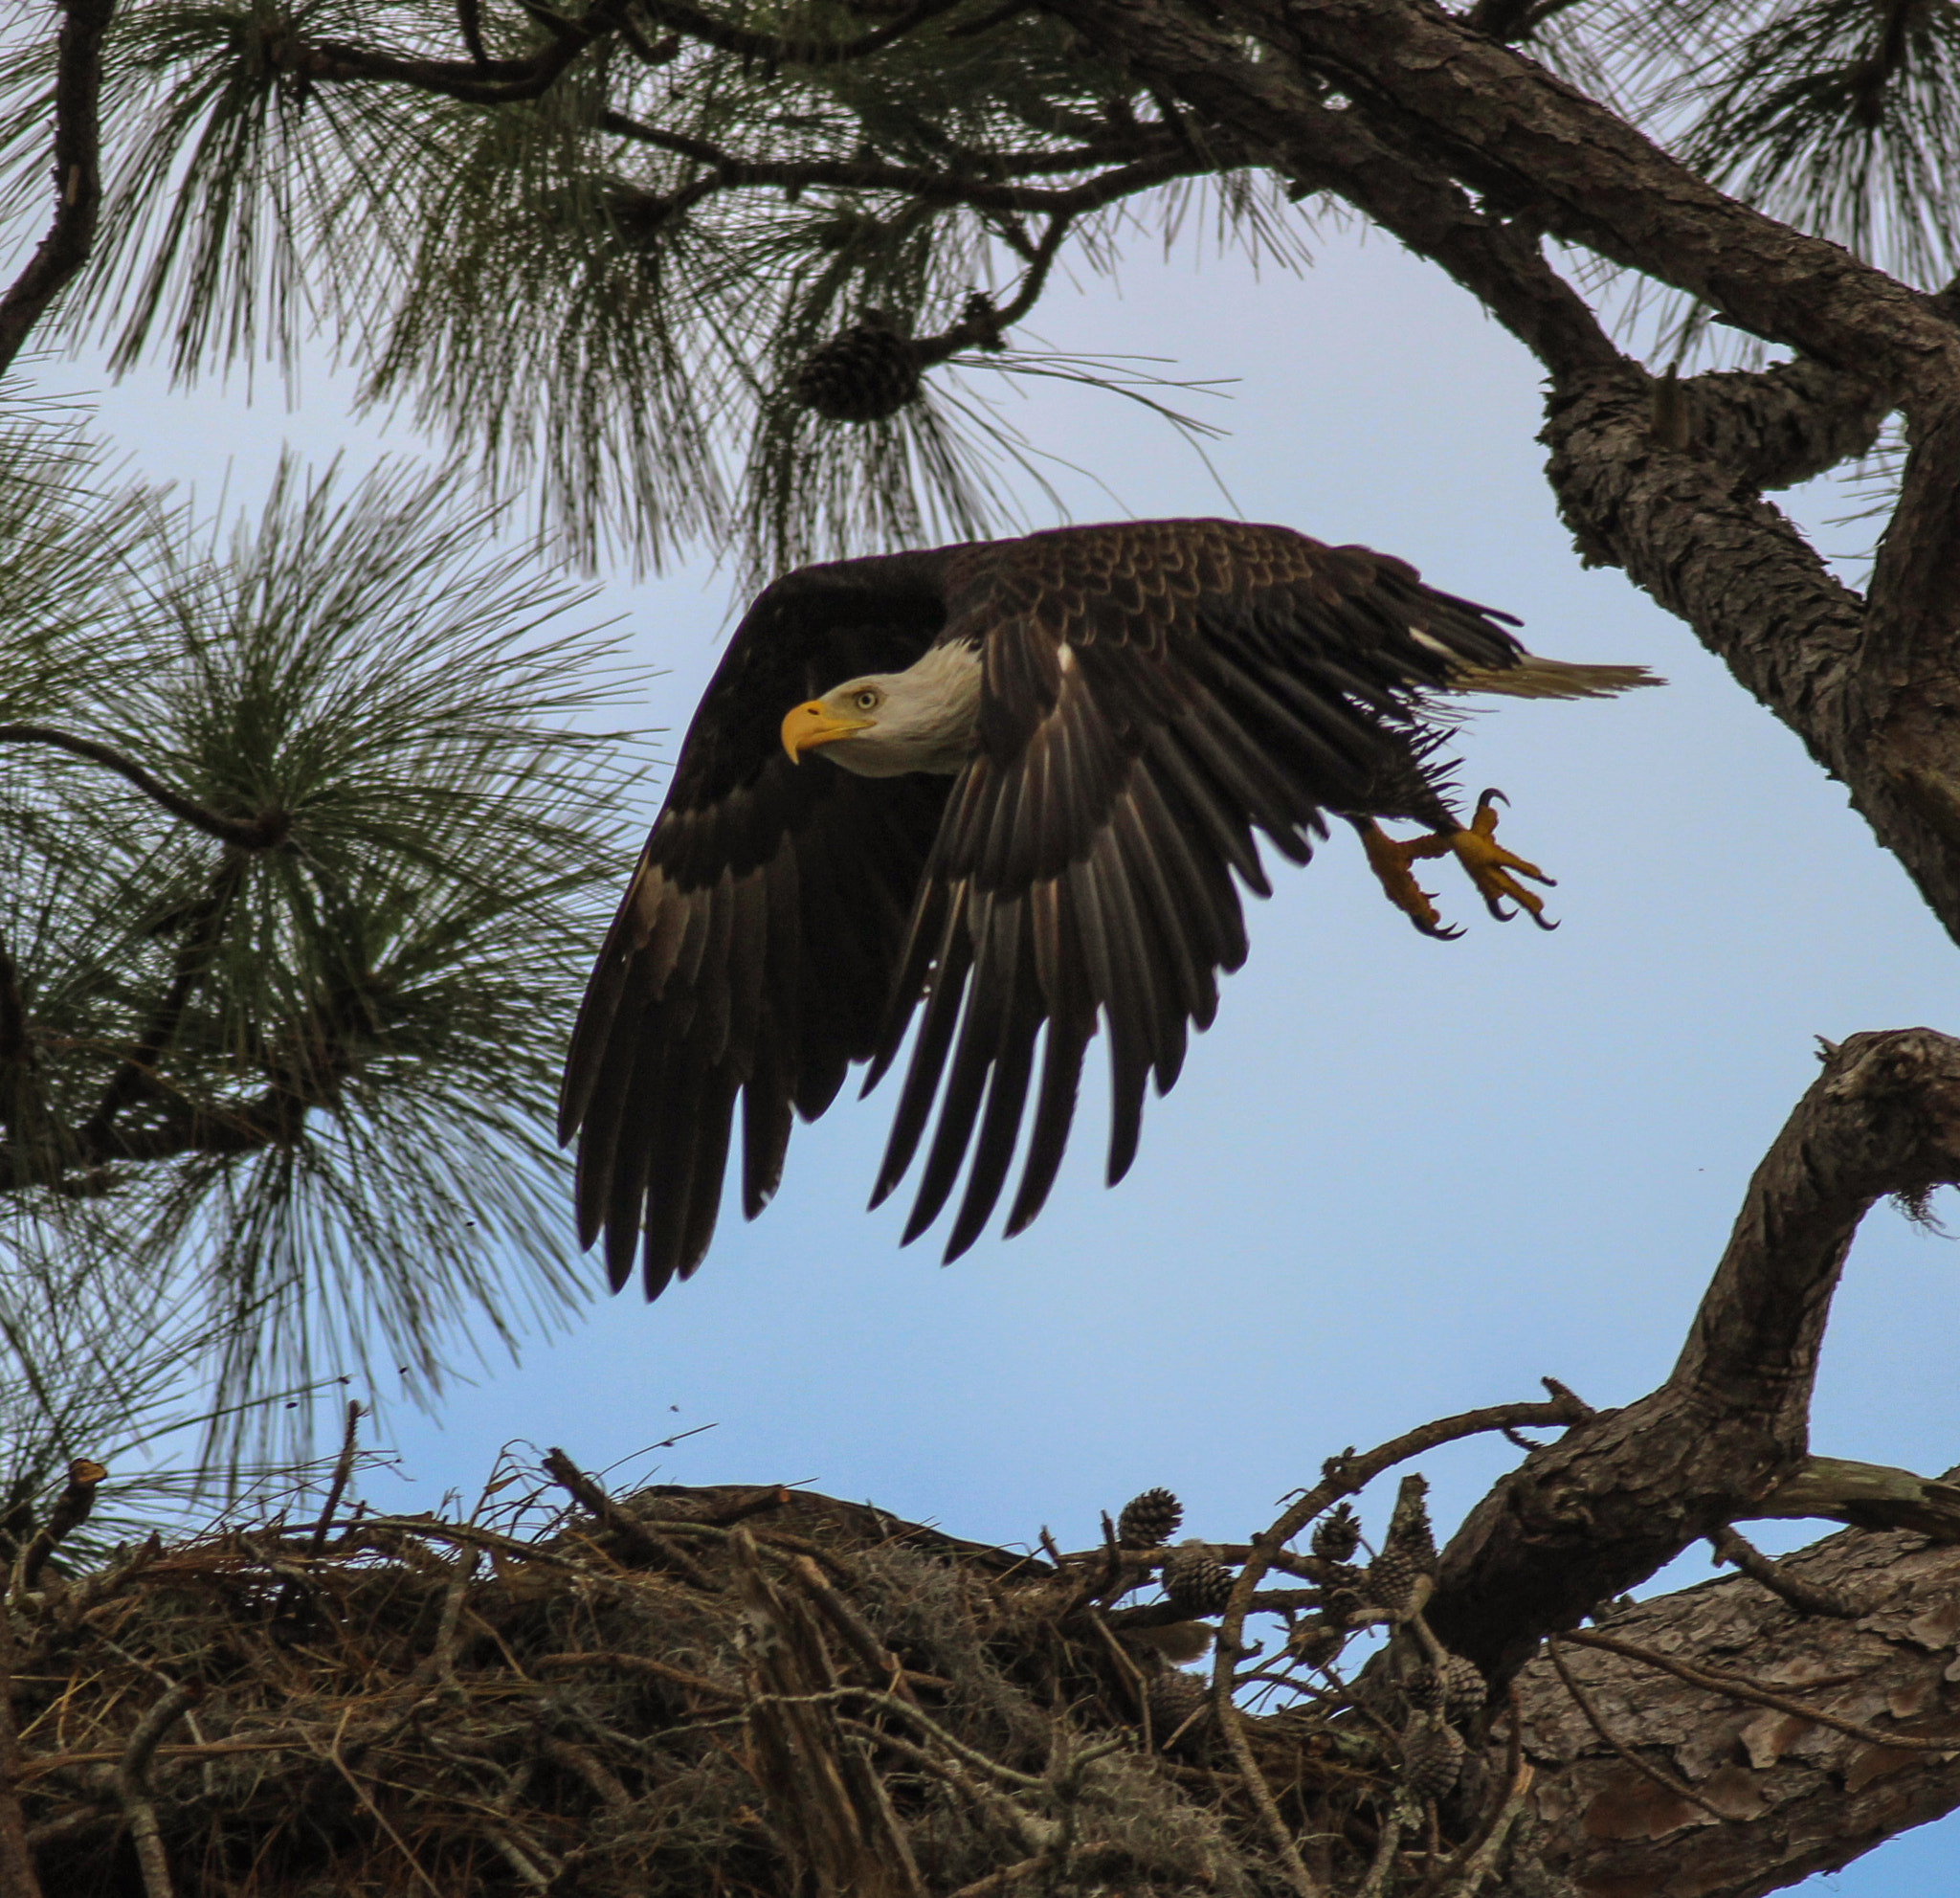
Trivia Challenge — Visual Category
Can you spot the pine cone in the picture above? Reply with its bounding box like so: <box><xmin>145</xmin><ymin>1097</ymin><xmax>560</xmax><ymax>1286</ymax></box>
<box><xmin>960</xmin><ymin>288</ymin><xmax>1007</xmax><ymax>351</ymax></box>
<box><xmin>1146</xmin><ymin>1668</ymin><xmax>1210</xmax><ymax>1748</ymax></box>
<box><xmin>791</xmin><ymin>315</ymin><xmax>921</xmax><ymax>422</ymax></box>
<box><xmin>1318</xmin><ymin>1560</ymin><xmax>1367</xmax><ymax>1621</ymax></box>
<box><xmin>1441</xmin><ymin>1653</ymin><xmax>1487</xmax><ymax>1727</ymax></box>
<box><xmin>1311</xmin><ymin>1502</ymin><xmax>1362</xmax><ymax>1563</ymax></box>
<box><xmin>1404</xmin><ymin>1665</ymin><xmax>1444</xmax><ymax>1713</ymax></box>
<box><xmin>1162</xmin><ymin>1542</ymin><xmax>1234</xmax><ymax>1616</ymax></box>
<box><xmin>1382</xmin><ymin>1475</ymin><xmax>1437</xmax><ymax>1573</ymax></box>
<box><xmin>1401</xmin><ymin>1710</ymin><xmax>1465</xmax><ymax>1801</ymax></box>
<box><xmin>1117</xmin><ymin>1486</ymin><xmax>1183</xmax><ymax>1550</ymax></box>
<box><xmin>1362</xmin><ymin>1544</ymin><xmax>1426</xmax><ymax>1620</ymax></box>
<box><xmin>1286</xmin><ymin>1619</ymin><xmax>1345</xmax><ymax>1667</ymax></box>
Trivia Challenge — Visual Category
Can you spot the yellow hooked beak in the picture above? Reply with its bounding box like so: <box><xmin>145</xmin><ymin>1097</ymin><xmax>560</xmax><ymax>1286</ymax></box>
<box><xmin>781</xmin><ymin>701</ymin><xmax>873</xmax><ymax>762</ymax></box>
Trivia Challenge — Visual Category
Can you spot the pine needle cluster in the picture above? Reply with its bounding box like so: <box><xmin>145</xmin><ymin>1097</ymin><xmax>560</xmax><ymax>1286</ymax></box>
<box><xmin>0</xmin><ymin>391</ymin><xmax>642</xmax><ymax>1486</ymax></box>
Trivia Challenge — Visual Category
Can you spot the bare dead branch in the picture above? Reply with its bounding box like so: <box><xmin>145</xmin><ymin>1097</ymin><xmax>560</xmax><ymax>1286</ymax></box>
<box><xmin>12</xmin><ymin>1459</ymin><xmax>106</xmax><ymax>1595</ymax></box>
<box><xmin>1708</xmin><ymin>1526</ymin><xmax>1856</xmax><ymax>1618</ymax></box>
<box><xmin>541</xmin><ymin>1448</ymin><xmax>720</xmax><ymax>1588</ymax></box>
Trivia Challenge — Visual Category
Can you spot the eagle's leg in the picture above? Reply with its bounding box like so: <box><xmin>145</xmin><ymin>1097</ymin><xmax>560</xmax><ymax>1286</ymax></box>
<box><xmin>1451</xmin><ymin>789</ymin><xmax>1558</xmax><ymax>930</ymax></box>
<box><xmin>1352</xmin><ymin>791</ymin><xmax>1557</xmax><ymax>936</ymax></box>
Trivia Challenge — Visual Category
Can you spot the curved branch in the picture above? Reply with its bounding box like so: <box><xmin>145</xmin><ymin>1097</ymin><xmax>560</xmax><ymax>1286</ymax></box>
<box><xmin>595</xmin><ymin>122</ymin><xmax>1196</xmax><ymax>217</ymax></box>
<box><xmin>0</xmin><ymin>0</ymin><xmax>117</xmax><ymax>377</ymax></box>
<box><xmin>1430</xmin><ymin>1029</ymin><xmax>1960</xmax><ymax>1686</ymax></box>
<box><xmin>0</xmin><ymin>726</ymin><xmax>288</xmax><ymax>850</ymax></box>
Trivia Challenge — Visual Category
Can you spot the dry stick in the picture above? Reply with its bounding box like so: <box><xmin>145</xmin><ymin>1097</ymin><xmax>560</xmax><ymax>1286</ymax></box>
<box><xmin>0</xmin><ymin>1605</ymin><xmax>46</xmax><ymax>1898</ymax></box>
<box><xmin>1563</xmin><ymin>1628</ymin><xmax>1960</xmax><ymax>1752</ymax></box>
<box><xmin>532</xmin><ymin>1650</ymin><xmax>738</xmax><ymax>1699</ymax></box>
<box><xmin>541</xmin><ymin>1448</ymin><xmax>719</xmax><ymax>1589</ymax></box>
<box><xmin>13</xmin><ymin>1460</ymin><xmax>106</xmax><ymax>1595</ymax></box>
<box><xmin>1437</xmin><ymin>1762</ymin><xmax>1535</xmax><ymax>1898</ymax></box>
<box><xmin>113</xmin><ymin>1681</ymin><xmax>201</xmax><ymax>1898</ymax></box>
<box><xmin>325</xmin><ymin>1708</ymin><xmax>445</xmax><ymax>1898</ymax></box>
<box><xmin>1212</xmin><ymin>1396</ymin><xmax>1592</xmax><ymax>1898</ymax></box>
<box><xmin>1354</xmin><ymin>1798</ymin><xmax>1408</xmax><ymax>1898</ymax></box>
<box><xmin>944</xmin><ymin>1855</ymin><xmax>1048</xmax><ymax>1898</ymax></box>
<box><xmin>307</xmin><ymin>1404</ymin><xmax>363</xmax><ymax>1560</ymax></box>
<box><xmin>1545</xmin><ymin>1639</ymin><xmax>1730</xmax><ymax>1823</ymax></box>
<box><xmin>1708</xmin><ymin>1525</ymin><xmax>1855</xmax><ymax>1618</ymax></box>
<box><xmin>788</xmin><ymin>1555</ymin><xmax>918</xmax><ymax>1702</ymax></box>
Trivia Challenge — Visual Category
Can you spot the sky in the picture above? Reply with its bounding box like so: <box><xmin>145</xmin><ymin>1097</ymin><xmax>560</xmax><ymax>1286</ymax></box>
<box><xmin>18</xmin><ymin>212</ymin><xmax>1960</xmax><ymax>1888</ymax></box>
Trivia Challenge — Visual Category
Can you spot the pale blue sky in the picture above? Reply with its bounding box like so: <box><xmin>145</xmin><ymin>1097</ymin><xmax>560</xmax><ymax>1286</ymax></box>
<box><xmin>26</xmin><ymin>218</ymin><xmax>1959</xmax><ymax>1889</ymax></box>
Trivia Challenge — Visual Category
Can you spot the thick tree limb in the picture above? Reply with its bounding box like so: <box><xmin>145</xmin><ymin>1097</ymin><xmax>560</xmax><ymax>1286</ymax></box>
<box><xmin>1512</xmin><ymin>1518</ymin><xmax>1960</xmax><ymax>1898</ymax></box>
<box><xmin>0</xmin><ymin>0</ymin><xmax>116</xmax><ymax>378</ymax></box>
<box><xmin>1430</xmin><ymin>1029</ymin><xmax>1960</xmax><ymax>1685</ymax></box>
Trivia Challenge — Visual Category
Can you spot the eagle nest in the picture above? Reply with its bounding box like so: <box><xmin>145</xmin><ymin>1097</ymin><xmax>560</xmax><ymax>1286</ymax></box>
<box><xmin>1</xmin><ymin>1449</ymin><xmax>1529</xmax><ymax>1897</ymax></box>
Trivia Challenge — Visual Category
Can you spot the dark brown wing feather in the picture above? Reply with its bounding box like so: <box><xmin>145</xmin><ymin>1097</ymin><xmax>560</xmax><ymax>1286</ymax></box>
<box><xmin>560</xmin><ymin>553</ymin><xmax>953</xmax><ymax>1298</ymax></box>
<box><xmin>864</xmin><ymin>519</ymin><xmax>1525</xmax><ymax>1262</ymax></box>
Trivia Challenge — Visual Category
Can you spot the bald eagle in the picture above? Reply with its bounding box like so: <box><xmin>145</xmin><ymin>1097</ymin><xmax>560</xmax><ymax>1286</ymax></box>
<box><xmin>562</xmin><ymin>520</ymin><xmax>1654</xmax><ymax>1298</ymax></box>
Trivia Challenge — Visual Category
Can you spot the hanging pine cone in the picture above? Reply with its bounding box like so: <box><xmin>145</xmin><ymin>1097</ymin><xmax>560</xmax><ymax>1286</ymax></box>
<box><xmin>1162</xmin><ymin>1542</ymin><xmax>1235</xmax><ymax>1615</ymax></box>
<box><xmin>1441</xmin><ymin>1652</ymin><xmax>1487</xmax><ymax>1727</ymax></box>
<box><xmin>1146</xmin><ymin>1668</ymin><xmax>1210</xmax><ymax>1748</ymax></box>
<box><xmin>791</xmin><ymin>314</ymin><xmax>921</xmax><ymax>422</ymax></box>
<box><xmin>1311</xmin><ymin>1502</ymin><xmax>1362</xmax><ymax>1564</ymax></box>
<box><xmin>1117</xmin><ymin>1486</ymin><xmax>1183</xmax><ymax>1550</ymax></box>
<box><xmin>1403</xmin><ymin>1665</ymin><xmax>1444</xmax><ymax>1713</ymax></box>
<box><xmin>1401</xmin><ymin>1709</ymin><xmax>1465</xmax><ymax>1801</ymax></box>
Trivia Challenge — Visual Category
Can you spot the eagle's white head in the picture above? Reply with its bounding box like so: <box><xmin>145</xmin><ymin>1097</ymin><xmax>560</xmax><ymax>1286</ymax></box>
<box><xmin>780</xmin><ymin>641</ymin><xmax>983</xmax><ymax>778</ymax></box>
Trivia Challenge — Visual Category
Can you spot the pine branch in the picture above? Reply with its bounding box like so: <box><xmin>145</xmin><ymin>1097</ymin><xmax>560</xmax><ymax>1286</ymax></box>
<box><xmin>78</xmin><ymin>856</ymin><xmax>249</xmax><ymax>1152</ymax></box>
<box><xmin>595</xmin><ymin>118</ymin><xmax>1195</xmax><ymax>215</ymax></box>
<box><xmin>0</xmin><ymin>0</ymin><xmax>116</xmax><ymax>377</ymax></box>
<box><xmin>0</xmin><ymin>726</ymin><xmax>289</xmax><ymax>851</ymax></box>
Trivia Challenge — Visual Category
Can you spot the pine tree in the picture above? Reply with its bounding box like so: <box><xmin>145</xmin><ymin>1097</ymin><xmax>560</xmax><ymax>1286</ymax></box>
<box><xmin>4</xmin><ymin>0</ymin><xmax>1960</xmax><ymax>1885</ymax></box>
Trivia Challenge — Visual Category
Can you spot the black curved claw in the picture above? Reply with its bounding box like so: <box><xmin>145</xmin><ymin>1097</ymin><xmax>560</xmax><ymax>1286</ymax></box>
<box><xmin>1415</xmin><ymin>916</ymin><xmax>1465</xmax><ymax>941</ymax></box>
<box><xmin>1476</xmin><ymin>787</ymin><xmax>1508</xmax><ymax>812</ymax></box>
<box><xmin>1483</xmin><ymin>898</ymin><xmax>1515</xmax><ymax>923</ymax></box>
<box><xmin>1530</xmin><ymin>912</ymin><xmax>1560</xmax><ymax>932</ymax></box>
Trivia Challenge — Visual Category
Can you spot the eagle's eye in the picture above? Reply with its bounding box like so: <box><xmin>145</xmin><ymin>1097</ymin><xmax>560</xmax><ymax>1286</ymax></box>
<box><xmin>853</xmin><ymin>689</ymin><xmax>880</xmax><ymax>712</ymax></box>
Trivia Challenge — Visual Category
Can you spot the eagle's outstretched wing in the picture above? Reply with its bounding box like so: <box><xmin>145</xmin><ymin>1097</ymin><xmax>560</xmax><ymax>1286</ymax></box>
<box><xmin>860</xmin><ymin>520</ymin><xmax>1529</xmax><ymax>1259</ymax></box>
<box><xmin>567</xmin><ymin>519</ymin><xmax>1642</xmax><ymax>1295</ymax></box>
<box><xmin>558</xmin><ymin>553</ymin><xmax>951</xmax><ymax>1298</ymax></box>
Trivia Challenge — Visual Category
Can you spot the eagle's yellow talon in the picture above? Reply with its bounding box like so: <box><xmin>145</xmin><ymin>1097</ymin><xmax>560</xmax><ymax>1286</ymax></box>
<box><xmin>1359</xmin><ymin>820</ymin><xmax>1462</xmax><ymax>939</ymax></box>
<box><xmin>1451</xmin><ymin>789</ymin><xmax>1558</xmax><ymax>930</ymax></box>
<box><xmin>1358</xmin><ymin>791</ymin><xmax>1558</xmax><ymax>935</ymax></box>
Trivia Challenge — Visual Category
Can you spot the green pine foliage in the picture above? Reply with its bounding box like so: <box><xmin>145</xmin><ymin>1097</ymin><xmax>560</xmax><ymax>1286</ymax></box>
<box><xmin>0</xmin><ymin>410</ymin><xmax>641</xmax><ymax>1485</ymax></box>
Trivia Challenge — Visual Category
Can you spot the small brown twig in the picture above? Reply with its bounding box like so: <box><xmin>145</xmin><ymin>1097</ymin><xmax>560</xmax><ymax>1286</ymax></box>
<box><xmin>532</xmin><ymin>1650</ymin><xmax>738</xmax><ymax>1699</ymax></box>
<box><xmin>114</xmin><ymin>1681</ymin><xmax>202</xmax><ymax>1898</ymax></box>
<box><xmin>13</xmin><ymin>1459</ymin><xmax>105</xmax><ymax>1595</ymax></box>
<box><xmin>307</xmin><ymin>1404</ymin><xmax>363</xmax><ymax>1561</ymax></box>
<box><xmin>1563</xmin><ymin>1627</ymin><xmax>1957</xmax><ymax>1751</ymax></box>
<box><xmin>1546</xmin><ymin>1638</ymin><xmax>1731</xmax><ymax>1822</ymax></box>
<box><xmin>541</xmin><ymin>1448</ymin><xmax>719</xmax><ymax>1590</ymax></box>
<box><xmin>1708</xmin><ymin>1525</ymin><xmax>1855</xmax><ymax>1618</ymax></box>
